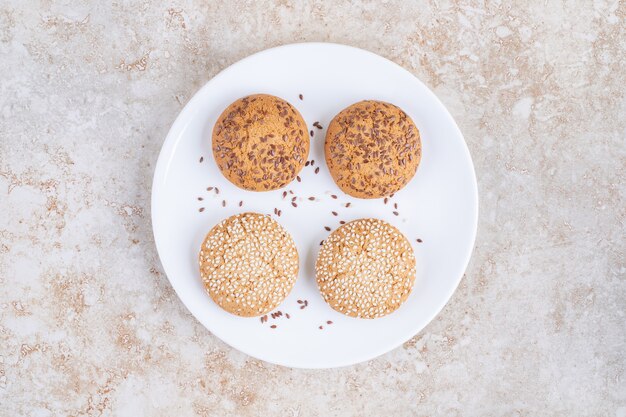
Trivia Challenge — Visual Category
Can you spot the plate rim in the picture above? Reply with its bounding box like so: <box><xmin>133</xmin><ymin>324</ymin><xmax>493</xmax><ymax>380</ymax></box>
<box><xmin>151</xmin><ymin>42</ymin><xmax>479</xmax><ymax>369</ymax></box>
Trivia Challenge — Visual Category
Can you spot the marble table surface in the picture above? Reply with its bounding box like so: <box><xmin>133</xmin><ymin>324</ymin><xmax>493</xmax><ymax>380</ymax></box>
<box><xmin>1</xmin><ymin>1</ymin><xmax>624</xmax><ymax>416</ymax></box>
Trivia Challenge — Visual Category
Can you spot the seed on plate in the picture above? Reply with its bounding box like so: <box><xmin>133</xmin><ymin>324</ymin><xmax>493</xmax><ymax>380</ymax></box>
<box><xmin>384</xmin><ymin>197</ymin><xmax>388</xmax><ymax>204</ymax></box>
<box><xmin>282</xmin><ymin>191</ymin><xmax>287</xmax><ymax>199</ymax></box>
<box><xmin>199</xmin><ymin>156</ymin><xmax>204</xmax><ymax>163</ymax></box>
<box><xmin>292</xmin><ymin>202</ymin><xmax>297</xmax><ymax>208</ymax></box>
<box><xmin>326</xmin><ymin>320</ymin><xmax>333</xmax><ymax>325</ymax></box>
<box><xmin>324</xmin><ymin>226</ymin><xmax>331</xmax><ymax>231</ymax></box>
<box><xmin>305</xmin><ymin>161</ymin><xmax>310</xmax><ymax>167</ymax></box>
<box><xmin>417</xmin><ymin>238</ymin><xmax>423</xmax><ymax>243</ymax></box>
<box><xmin>270</xmin><ymin>325</ymin><xmax>277</xmax><ymax>329</ymax></box>
<box><xmin>393</xmin><ymin>211</ymin><xmax>399</xmax><ymax>216</ymax></box>
<box><xmin>339</xmin><ymin>220</ymin><xmax>346</xmax><ymax>224</ymax></box>
<box><xmin>198</xmin><ymin>197</ymin><xmax>203</xmax><ymax>201</ymax></box>
<box><xmin>331</xmin><ymin>194</ymin><xmax>338</xmax><ymax>199</ymax></box>
<box><xmin>215</xmin><ymin>187</ymin><xmax>220</xmax><ymax>194</ymax></box>
<box><xmin>296</xmin><ymin>176</ymin><xmax>301</xmax><ymax>182</ymax></box>
<box><xmin>207</xmin><ymin>186</ymin><xmax>214</xmax><ymax>191</ymax></box>
<box><xmin>310</xmin><ymin>130</ymin><xmax>314</xmax><ymax>137</ymax></box>
<box><xmin>394</xmin><ymin>203</ymin><xmax>398</xmax><ymax>209</ymax></box>
<box><xmin>239</xmin><ymin>200</ymin><xmax>243</xmax><ymax>207</ymax></box>
<box><xmin>199</xmin><ymin>207</ymin><xmax>205</xmax><ymax>212</ymax></box>
<box><xmin>345</xmin><ymin>203</ymin><xmax>351</xmax><ymax>208</ymax></box>
<box><xmin>308</xmin><ymin>197</ymin><xmax>315</xmax><ymax>201</ymax></box>
<box><xmin>297</xmin><ymin>300</ymin><xmax>303</xmax><ymax>304</ymax></box>
<box><xmin>319</xmin><ymin>325</ymin><xmax>324</xmax><ymax>330</ymax></box>
<box><xmin>315</xmin><ymin>167</ymin><xmax>320</xmax><ymax>174</ymax></box>
<box><xmin>285</xmin><ymin>313</ymin><xmax>290</xmax><ymax>319</ymax></box>
<box><xmin>299</xmin><ymin>94</ymin><xmax>303</xmax><ymax>100</ymax></box>
<box><xmin>332</xmin><ymin>211</ymin><xmax>338</xmax><ymax>216</ymax></box>
<box><xmin>222</xmin><ymin>200</ymin><xmax>226</xmax><ymax>207</ymax></box>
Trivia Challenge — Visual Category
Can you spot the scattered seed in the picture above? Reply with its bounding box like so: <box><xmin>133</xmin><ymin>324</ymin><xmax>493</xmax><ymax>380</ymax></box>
<box><xmin>339</xmin><ymin>220</ymin><xmax>346</xmax><ymax>224</ymax></box>
<box><xmin>270</xmin><ymin>325</ymin><xmax>277</xmax><ymax>329</ymax></box>
<box><xmin>299</xmin><ymin>94</ymin><xmax>303</xmax><ymax>100</ymax></box>
<box><xmin>326</xmin><ymin>320</ymin><xmax>333</xmax><ymax>325</ymax></box>
<box><xmin>289</xmin><ymin>190</ymin><xmax>294</xmax><ymax>195</ymax></box>
<box><xmin>310</xmin><ymin>130</ymin><xmax>314</xmax><ymax>137</ymax></box>
<box><xmin>292</xmin><ymin>196</ymin><xmax>297</xmax><ymax>202</ymax></box>
<box><xmin>304</xmin><ymin>300</ymin><xmax>308</xmax><ymax>306</ymax></box>
<box><xmin>199</xmin><ymin>156</ymin><xmax>204</xmax><ymax>163</ymax></box>
<box><xmin>197</xmin><ymin>197</ymin><xmax>203</xmax><ymax>201</ymax></box>
<box><xmin>393</xmin><ymin>211</ymin><xmax>399</xmax><ymax>216</ymax></box>
<box><xmin>332</xmin><ymin>211</ymin><xmax>338</xmax><ymax>216</ymax></box>
<box><xmin>384</xmin><ymin>197</ymin><xmax>388</xmax><ymax>204</ymax></box>
<box><xmin>239</xmin><ymin>200</ymin><xmax>243</xmax><ymax>207</ymax></box>
<box><xmin>199</xmin><ymin>207</ymin><xmax>205</xmax><ymax>212</ymax></box>
<box><xmin>305</xmin><ymin>161</ymin><xmax>310</xmax><ymax>167</ymax></box>
<box><xmin>394</xmin><ymin>203</ymin><xmax>398</xmax><ymax>209</ymax></box>
<box><xmin>320</xmin><ymin>240</ymin><xmax>324</xmax><ymax>245</ymax></box>
<box><xmin>286</xmin><ymin>313</ymin><xmax>290</xmax><ymax>319</ymax></box>
<box><xmin>215</xmin><ymin>187</ymin><xmax>220</xmax><ymax>194</ymax></box>
<box><xmin>308</xmin><ymin>197</ymin><xmax>315</xmax><ymax>201</ymax></box>
<box><xmin>417</xmin><ymin>238</ymin><xmax>423</xmax><ymax>243</ymax></box>
<box><xmin>282</xmin><ymin>191</ymin><xmax>287</xmax><ymax>199</ymax></box>
<box><xmin>222</xmin><ymin>200</ymin><xmax>226</xmax><ymax>207</ymax></box>
<box><xmin>390</xmin><ymin>193</ymin><xmax>395</xmax><ymax>198</ymax></box>
<box><xmin>319</xmin><ymin>326</ymin><xmax>323</xmax><ymax>330</ymax></box>
<box><xmin>324</xmin><ymin>226</ymin><xmax>331</xmax><ymax>231</ymax></box>
<box><xmin>315</xmin><ymin>167</ymin><xmax>320</xmax><ymax>174</ymax></box>
<box><xmin>313</xmin><ymin>121</ymin><xmax>323</xmax><ymax>129</ymax></box>
<box><xmin>311</xmin><ymin>160</ymin><xmax>315</xmax><ymax>166</ymax></box>
<box><xmin>274</xmin><ymin>208</ymin><xmax>278</xmax><ymax>215</ymax></box>
<box><xmin>207</xmin><ymin>186</ymin><xmax>214</xmax><ymax>191</ymax></box>
<box><xmin>345</xmin><ymin>203</ymin><xmax>351</xmax><ymax>208</ymax></box>
<box><xmin>296</xmin><ymin>176</ymin><xmax>301</xmax><ymax>182</ymax></box>
<box><xmin>277</xmin><ymin>210</ymin><xmax>282</xmax><ymax>216</ymax></box>
<box><xmin>297</xmin><ymin>300</ymin><xmax>303</xmax><ymax>304</ymax></box>
<box><xmin>300</xmin><ymin>305</ymin><xmax>305</xmax><ymax>310</ymax></box>
<box><xmin>292</xmin><ymin>202</ymin><xmax>297</xmax><ymax>208</ymax></box>
<box><xmin>331</xmin><ymin>194</ymin><xmax>338</xmax><ymax>199</ymax></box>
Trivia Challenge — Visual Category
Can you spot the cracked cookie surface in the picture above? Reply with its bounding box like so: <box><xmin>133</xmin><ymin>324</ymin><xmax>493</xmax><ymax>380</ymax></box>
<box><xmin>315</xmin><ymin>218</ymin><xmax>416</xmax><ymax>319</ymax></box>
<box><xmin>212</xmin><ymin>94</ymin><xmax>309</xmax><ymax>191</ymax></box>
<box><xmin>199</xmin><ymin>212</ymin><xmax>299</xmax><ymax>317</ymax></box>
<box><xmin>325</xmin><ymin>100</ymin><xmax>421</xmax><ymax>199</ymax></box>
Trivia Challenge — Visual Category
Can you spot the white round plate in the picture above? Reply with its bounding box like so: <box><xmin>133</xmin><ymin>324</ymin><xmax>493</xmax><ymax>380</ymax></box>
<box><xmin>151</xmin><ymin>43</ymin><xmax>478</xmax><ymax>369</ymax></box>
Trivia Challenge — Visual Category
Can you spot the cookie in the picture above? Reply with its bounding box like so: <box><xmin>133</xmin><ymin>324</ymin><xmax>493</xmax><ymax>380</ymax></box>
<box><xmin>212</xmin><ymin>94</ymin><xmax>309</xmax><ymax>191</ymax></box>
<box><xmin>315</xmin><ymin>218</ymin><xmax>416</xmax><ymax>319</ymax></box>
<box><xmin>199</xmin><ymin>212</ymin><xmax>299</xmax><ymax>317</ymax></box>
<box><xmin>325</xmin><ymin>100</ymin><xmax>421</xmax><ymax>199</ymax></box>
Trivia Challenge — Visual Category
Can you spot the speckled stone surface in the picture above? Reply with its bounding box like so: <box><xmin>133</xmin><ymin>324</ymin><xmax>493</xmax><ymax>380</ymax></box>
<box><xmin>0</xmin><ymin>1</ymin><xmax>624</xmax><ymax>415</ymax></box>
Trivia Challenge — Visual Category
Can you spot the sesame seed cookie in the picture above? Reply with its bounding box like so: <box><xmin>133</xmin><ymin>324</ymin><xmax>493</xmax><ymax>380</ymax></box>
<box><xmin>316</xmin><ymin>218</ymin><xmax>416</xmax><ymax>319</ymax></box>
<box><xmin>212</xmin><ymin>94</ymin><xmax>309</xmax><ymax>191</ymax></box>
<box><xmin>325</xmin><ymin>100</ymin><xmax>421</xmax><ymax>199</ymax></box>
<box><xmin>199</xmin><ymin>212</ymin><xmax>299</xmax><ymax>317</ymax></box>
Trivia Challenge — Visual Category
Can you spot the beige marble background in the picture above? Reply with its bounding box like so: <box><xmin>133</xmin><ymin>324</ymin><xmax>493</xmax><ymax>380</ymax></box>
<box><xmin>1</xmin><ymin>0</ymin><xmax>625</xmax><ymax>416</ymax></box>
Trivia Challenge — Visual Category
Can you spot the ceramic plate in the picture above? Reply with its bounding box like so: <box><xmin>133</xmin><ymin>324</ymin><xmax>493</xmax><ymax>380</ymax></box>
<box><xmin>151</xmin><ymin>43</ymin><xmax>478</xmax><ymax>368</ymax></box>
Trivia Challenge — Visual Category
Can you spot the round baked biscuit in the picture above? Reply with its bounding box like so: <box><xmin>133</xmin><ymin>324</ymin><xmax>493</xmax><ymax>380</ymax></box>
<box><xmin>212</xmin><ymin>94</ymin><xmax>309</xmax><ymax>191</ymax></box>
<box><xmin>325</xmin><ymin>100</ymin><xmax>421</xmax><ymax>198</ymax></box>
<box><xmin>316</xmin><ymin>218</ymin><xmax>416</xmax><ymax>319</ymax></box>
<box><xmin>199</xmin><ymin>212</ymin><xmax>299</xmax><ymax>317</ymax></box>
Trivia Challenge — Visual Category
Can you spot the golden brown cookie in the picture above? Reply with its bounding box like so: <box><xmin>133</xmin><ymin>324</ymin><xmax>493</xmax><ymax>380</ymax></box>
<box><xmin>212</xmin><ymin>94</ymin><xmax>309</xmax><ymax>191</ymax></box>
<box><xmin>199</xmin><ymin>212</ymin><xmax>299</xmax><ymax>317</ymax></box>
<box><xmin>325</xmin><ymin>100</ymin><xmax>421</xmax><ymax>199</ymax></box>
<box><xmin>316</xmin><ymin>218</ymin><xmax>416</xmax><ymax>319</ymax></box>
